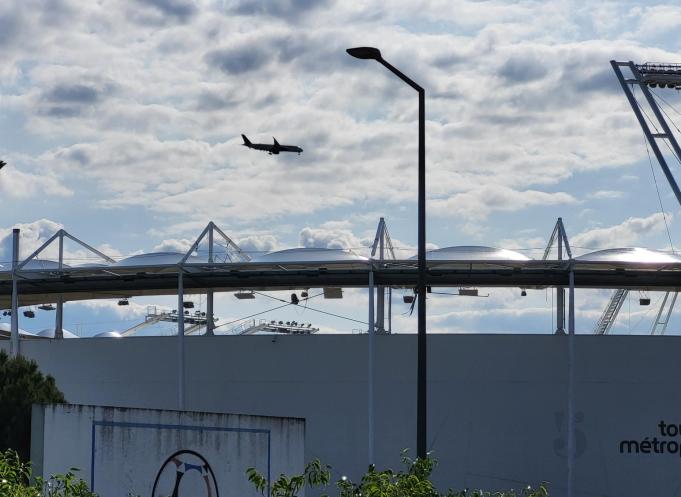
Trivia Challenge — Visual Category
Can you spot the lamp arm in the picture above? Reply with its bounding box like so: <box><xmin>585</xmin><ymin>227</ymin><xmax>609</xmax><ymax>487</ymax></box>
<box><xmin>377</xmin><ymin>59</ymin><xmax>423</xmax><ymax>92</ymax></box>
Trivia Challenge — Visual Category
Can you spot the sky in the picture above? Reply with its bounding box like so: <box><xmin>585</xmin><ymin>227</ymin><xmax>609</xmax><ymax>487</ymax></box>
<box><xmin>3</xmin><ymin>0</ymin><xmax>681</xmax><ymax>336</ymax></box>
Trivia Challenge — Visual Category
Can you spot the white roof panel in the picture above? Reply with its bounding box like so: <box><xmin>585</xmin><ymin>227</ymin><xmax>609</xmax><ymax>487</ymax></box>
<box><xmin>37</xmin><ymin>328</ymin><xmax>79</xmax><ymax>338</ymax></box>
<box><xmin>93</xmin><ymin>331</ymin><xmax>122</xmax><ymax>338</ymax></box>
<box><xmin>576</xmin><ymin>247</ymin><xmax>681</xmax><ymax>264</ymax></box>
<box><xmin>412</xmin><ymin>246</ymin><xmax>532</xmax><ymax>261</ymax></box>
<box><xmin>22</xmin><ymin>259</ymin><xmax>70</xmax><ymax>270</ymax></box>
<box><xmin>252</xmin><ymin>248</ymin><xmax>368</xmax><ymax>263</ymax></box>
<box><xmin>114</xmin><ymin>252</ymin><xmax>205</xmax><ymax>267</ymax></box>
<box><xmin>0</xmin><ymin>323</ymin><xmax>36</xmax><ymax>337</ymax></box>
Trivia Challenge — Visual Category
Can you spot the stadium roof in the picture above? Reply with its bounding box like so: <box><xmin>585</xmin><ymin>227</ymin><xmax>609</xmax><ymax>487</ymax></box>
<box><xmin>3</xmin><ymin>221</ymin><xmax>681</xmax><ymax>308</ymax></box>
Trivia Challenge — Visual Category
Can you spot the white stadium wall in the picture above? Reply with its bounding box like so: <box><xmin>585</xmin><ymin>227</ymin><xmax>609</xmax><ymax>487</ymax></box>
<box><xmin>4</xmin><ymin>334</ymin><xmax>681</xmax><ymax>497</ymax></box>
<box><xmin>31</xmin><ymin>404</ymin><xmax>304</xmax><ymax>497</ymax></box>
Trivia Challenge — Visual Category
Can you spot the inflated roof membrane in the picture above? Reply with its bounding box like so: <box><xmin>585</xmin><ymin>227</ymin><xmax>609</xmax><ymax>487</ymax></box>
<box><xmin>575</xmin><ymin>247</ymin><xmax>681</xmax><ymax>264</ymax></box>
<box><xmin>36</xmin><ymin>328</ymin><xmax>79</xmax><ymax>338</ymax></box>
<box><xmin>114</xmin><ymin>252</ymin><xmax>205</xmax><ymax>266</ymax></box>
<box><xmin>0</xmin><ymin>323</ymin><xmax>35</xmax><ymax>337</ymax></box>
<box><xmin>411</xmin><ymin>246</ymin><xmax>532</xmax><ymax>261</ymax></box>
<box><xmin>252</xmin><ymin>248</ymin><xmax>368</xmax><ymax>263</ymax></box>
<box><xmin>93</xmin><ymin>331</ymin><xmax>122</xmax><ymax>338</ymax></box>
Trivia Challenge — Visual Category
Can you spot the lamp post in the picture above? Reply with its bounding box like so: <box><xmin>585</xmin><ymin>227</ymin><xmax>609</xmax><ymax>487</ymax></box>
<box><xmin>346</xmin><ymin>47</ymin><xmax>427</xmax><ymax>459</ymax></box>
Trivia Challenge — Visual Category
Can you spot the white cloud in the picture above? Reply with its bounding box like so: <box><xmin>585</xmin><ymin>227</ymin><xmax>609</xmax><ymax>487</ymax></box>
<box><xmin>0</xmin><ymin>218</ymin><xmax>63</xmax><ymax>263</ymax></box>
<box><xmin>430</xmin><ymin>185</ymin><xmax>577</xmax><ymax>219</ymax></box>
<box><xmin>74</xmin><ymin>299</ymin><xmax>152</xmax><ymax>320</ymax></box>
<box><xmin>572</xmin><ymin>212</ymin><xmax>672</xmax><ymax>250</ymax></box>
<box><xmin>236</xmin><ymin>234</ymin><xmax>279</xmax><ymax>256</ymax></box>
<box><xmin>299</xmin><ymin>226</ymin><xmax>366</xmax><ymax>251</ymax></box>
<box><xmin>153</xmin><ymin>238</ymin><xmax>194</xmax><ymax>253</ymax></box>
<box><xmin>588</xmin><ymin>190</ymin><xmax>625</xmax><ymax>200</ymax></box>
<box><xmin>0</xmin><ymin>165</ymin><xmax>72</xmax><ymax>199</ymax></box>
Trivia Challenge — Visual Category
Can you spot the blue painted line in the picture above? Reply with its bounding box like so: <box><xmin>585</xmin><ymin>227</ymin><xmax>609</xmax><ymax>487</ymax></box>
<box><xmin>90</xmin><ymin>420</ymin><xmax>271</xmax><ymax>494</ymax></box>
<box><xmin>93</xmin><ymin>420</ymin><xmax>270</xmax><ymax>434</ymax></box>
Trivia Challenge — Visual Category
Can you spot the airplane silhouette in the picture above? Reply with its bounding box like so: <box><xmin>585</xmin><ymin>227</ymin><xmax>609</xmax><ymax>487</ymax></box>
<box><xmin>0</xmin><ymin>161</ymin><xmax>6</xmax><ymax>170</ymax></box>
<box><xmin>241</xmin><ymin>135</ymin><xmax>303</xmax><ymax>155</ymax></box>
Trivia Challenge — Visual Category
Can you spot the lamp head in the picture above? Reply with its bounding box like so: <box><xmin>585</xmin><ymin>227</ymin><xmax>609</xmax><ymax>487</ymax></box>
<box><xmin>346</xmin><ymin>47</ymin><xmax>382</xmax><ymax>61</ymax></box>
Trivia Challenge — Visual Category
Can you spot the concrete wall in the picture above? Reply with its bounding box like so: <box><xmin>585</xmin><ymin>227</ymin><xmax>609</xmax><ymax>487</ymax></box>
<box><xmin>31</xmin><ymin>403</ymin><xmax>304</xmax><ymax>497</ymax></box>
<box><xmin>5</xmin><ymin>334</ymin><xmax>681</xmax><ymax>497</ymax></box>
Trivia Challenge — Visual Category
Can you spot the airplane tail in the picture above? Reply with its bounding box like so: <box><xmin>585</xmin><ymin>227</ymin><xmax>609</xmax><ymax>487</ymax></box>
<box><xmin>273</xmin><ymin>137</ymin><xmax>280</xmax><ymax>147</ymax></box>
<box><xmin>241</xmin><ymin>134</ymin><xmax>252</xmax><ymax>146</ymax></box>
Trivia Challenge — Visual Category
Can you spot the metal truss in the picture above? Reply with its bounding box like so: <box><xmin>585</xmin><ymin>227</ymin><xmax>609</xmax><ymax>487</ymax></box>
<box><xmin>543</xmin><ymin>218</ymin><xmax>572</xmax><ymax>333</ymax></box>
<box><xmin>371</xmin><ymin>217</ymin><xmax>396</xmax><ymax>334</ymax></box>
<box><xmin>610</xmin><ymin>61</ymin><xmax>681</xmax><ymax>334</ymax></box>
<box><xmin>611</xmin><ymin>60</ymin><xmax>681</xmax><ymax>207</ymax></box>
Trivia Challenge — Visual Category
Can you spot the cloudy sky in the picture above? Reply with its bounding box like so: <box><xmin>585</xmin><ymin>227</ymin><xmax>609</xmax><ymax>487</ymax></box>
<box><xmin>3</xmin><ymin>0</ymin><xmax>681</xmax><ymax>336</ymax></box>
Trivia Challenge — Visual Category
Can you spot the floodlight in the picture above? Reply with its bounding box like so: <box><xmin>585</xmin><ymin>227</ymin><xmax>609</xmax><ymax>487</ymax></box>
<box><xmin>23</xmin><ymin>310</ymin><xmax>35</xmax><ymax>318</ymax></box>
<box><xmin>403</xmin><ymin>295</ymin><xmax>414</xmax><ymax>304</ymax></box>
<box><xmin>183</xmin><ymin>301</ymin><xmax>194</xmax><ymax>309</ymax></box>
<box><xmin>291</xmin><ymin>293</ymin><xmax>299</xmax><ymax>305</ymax></box>
<box><xmin>234</xmin><ymin>291</ymin><xmax>255</xmax><ymax>300</ymax></box>
<box><xmin>39</xmin><ymin>304</ymin><xmax>56</xmax><ymax>311</ymax></box>
<box><xmin>640</xmin><ymin>298</ymin><xmax>651</xmax><ymax>306</ymax></box>
<box><xmin>118</xmin><ymin>299</ymin><xmax>129</xmax><ymax>306</ymax></box>
<box><xmin>323</xmin><ymin>288</ymin><xmax>343</xmax><ymax>299</ymax></box>
<box><xmin>346</xmin><ymin>47</ymin><xmax>382</xmax><ymax>60</ymax></box>
<box><xmin>459</xmin><ymin>289</ymin><xmax>479</xmax><ymax>297</ymax></box>
<box><xmin>521</xmin><ymin>289</ymin><xmax>527</xmax><ymax>297</ymax></box>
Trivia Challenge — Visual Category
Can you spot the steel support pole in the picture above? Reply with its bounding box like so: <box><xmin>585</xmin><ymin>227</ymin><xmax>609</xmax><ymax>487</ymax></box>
<box><xmin>55</xmin><ymin>232</ymin><xmax>64</xmax><ymax>339</ymax></box>
<box><xmin>377</xmin><ymin>227</ymin><xmax>385</xmax><ymax>333</ymax></box>
<box><xmin>10</xmin><ymin>229</ymin><xmax>20</xmax><ymax>357</ymax></box>
<box><xmin>416</xmin><ymin>87</ymin><xmax>427</xmax><ymax>459</ymax></box>
<box><xmin>388</xmin><ymin>288</ymin><xmax>392</xmax><ymax>334</ymax></box>
<box><xmin>55</xmin><ymin>297</ymin><xmax>64</xmax><ymax>339</ymax></box>
<box><xmin>206</xmin><ymin>226</ymin><xmax>214</xmax><ymax>336</ymax></box>
<box><xmin>557</xmin><ymin>234</ymin><xmax>564</xmax><ymax>333</ymax></box>
<box><xmin>206</xmin><ymin>291</ymin><xmax>214</xmax><ymax>336</ymax></box>
<box><xmin>368</xmin><ymin>269</ymin><xmax>375</xmax><ymax>464</ymax></box>
<box><xmin>567</xmin><ymin>269</ymin><xmax>576</xmax><ymax>497</ymax></box>
<box><xmin>177</xmin><ymin>271</ymin><xmax>185</xmax><ymax>410</ymax></box>
<box><xmin>348</xmin><ymin>50</ymin><xmax>427</xmax><ymax>457</ymax></box>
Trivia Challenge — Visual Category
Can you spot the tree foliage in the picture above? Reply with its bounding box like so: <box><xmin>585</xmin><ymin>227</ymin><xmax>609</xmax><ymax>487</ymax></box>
<box><xmin>0</xmin><ymin>351</ymin><xmax>65</xmax><ymax>461</ymax></box>
<box><xmin>248</xmin><ymin>451</ymin><xmax>549</xmax><ymax>497</ymax></box>
<box><xmin>0</xmin><ymin>449</ymin><xmax>96</xmax><ymax>497</ymax></box>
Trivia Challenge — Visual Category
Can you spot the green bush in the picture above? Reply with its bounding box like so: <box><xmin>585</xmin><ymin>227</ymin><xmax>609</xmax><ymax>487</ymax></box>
<box><xmin>0</xmin><ymin>449</ymin><xmax>96</xmax><ymax>497</ymax></box>
<box><xmin>0</xmin><ymin>351</ymin><xmax>65</xmax><ymax>461</ymax></box>
<box><xmin>247</xmin><ymin>451</ymin><xmax>548</xmax><ymax>497</ymax></box>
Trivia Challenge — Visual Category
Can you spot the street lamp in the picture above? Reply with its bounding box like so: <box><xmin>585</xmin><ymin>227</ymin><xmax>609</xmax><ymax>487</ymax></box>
<box><xmin>346</xmin><ymin>47</ymin><xmax>427</xmax><ymax>459</ymax></box>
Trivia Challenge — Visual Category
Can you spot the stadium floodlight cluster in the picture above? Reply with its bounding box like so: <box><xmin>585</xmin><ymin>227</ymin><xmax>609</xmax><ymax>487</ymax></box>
<box><xmin>636</xmin><ymin>62</ymin><xmax>681</xmax><ymax>89</ymax></box>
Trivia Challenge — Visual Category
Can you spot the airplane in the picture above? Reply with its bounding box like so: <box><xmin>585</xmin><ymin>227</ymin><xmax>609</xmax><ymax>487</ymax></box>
<box><xmin>0</xmin><ymin>161</ymin><xmax>5</xmax><ymax>170</ymax></box>
<box><xmin>241</xmin><ymin>135</ymin><xmax>303</xmax><ymax>155</ymax></box>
